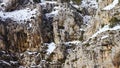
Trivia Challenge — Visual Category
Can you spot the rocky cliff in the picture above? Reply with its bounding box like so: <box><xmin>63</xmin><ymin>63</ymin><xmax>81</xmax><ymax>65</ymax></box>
<box><xmin>0</xmin><ymin>0</ymin><xmax>120</xmax><ymax>68</ymax></box>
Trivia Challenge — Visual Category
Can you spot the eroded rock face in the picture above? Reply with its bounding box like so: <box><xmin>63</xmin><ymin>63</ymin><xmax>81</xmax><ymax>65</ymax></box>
<box><xmin>40</xmin><ymin>2</ymin><xmax>56</xmax><ymax>43</ymax></box>
<box><xmin>63</xmin><ymin>0</ymin><xmax>120</xmax><ymax>68</ymax></box>
<box><xmin>0</xmin><ymin>5</ymin><xmax>42</xmax><ymax>52</ymax></box>
<box><xmin>53</xmin><ymin>8</ymin><xmax>83</xmax><ymax>43</ymax></box>
<box><xmin>0</xmin><ymin>0</ymin><xmax>19</xmax><ymax>11</ymax></box>
<box><xmin>0</xmin><ymin>51</ymin><xmax>20</xmax><ymax>68</ymax></box>
<box><xmin>0</xmin><ymin>0</ymin><xmax>120</xmax><ymax>68</ymax></box>
<box><xmin>64</xmin><ymin>26</ymin><xmax>120</xmax><ymax>68</ymax></box>
<box><xmin>0</xmin><ymin>1</ymin><xmax>43</xmax><ymax>67</ymax></box>
<box><xmin>84</xmin><ymin>0</ymin><xmax>120</xmax><ymax>40</ymax></box>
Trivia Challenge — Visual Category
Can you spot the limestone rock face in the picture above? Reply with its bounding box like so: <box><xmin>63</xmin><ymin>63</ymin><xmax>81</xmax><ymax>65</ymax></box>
<box><xmin>0</xmin><ymin>5</ymin><xmax>42</xmax><ymax>52</ymax></box>
<box><xmin>64</xmin><ymin>26</ymin><xmax>120</xmax><ymax>68</ymax></box>
<box><xmin>0</xmin><ymin>0</ymin><xmax>19</xmax><ymax>11</ymax></box>
<box><xmin>0</xmin><ymin>51</ymin><xmax>20</xmax><ymax>68</ymax></box>
<box><xmin>53</xmin><ymin>8</ymin><xmax>83</xmax><ymax>43</ymax></box>
<box><xmin>0</xmin><ymin>0</ymin><xmax>120</xmax><ymax>68</ymax></box>
<box><xmin>0</xmin><ymin>1</ymin><xmax>43</xmax><ymax>67</ymax></box>
<box><xmin>84</xmin><ymin>0</ymin><xmax>120</xmax><ymax>40</ymax></box>
<box><xmin>40</xmin><ymin>2</ymin><xmax>57</xmax><ymax>43</ymax></box>
<box><xmin>63</xmin><ymin>0</ymin><xmax>120</xmax><ymax>68</ymax></box>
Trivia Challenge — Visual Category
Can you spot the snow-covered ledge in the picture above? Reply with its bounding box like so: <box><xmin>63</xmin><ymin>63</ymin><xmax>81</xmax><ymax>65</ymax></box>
<box><xmin>0</xmin><ymin>8</ymin><xmax>38</xmax><ymax>23</ymax></box>
<box><xmin>103</xmin><ymin>0</ymin><xmax>119</xmax><ymax>10</ymax></box>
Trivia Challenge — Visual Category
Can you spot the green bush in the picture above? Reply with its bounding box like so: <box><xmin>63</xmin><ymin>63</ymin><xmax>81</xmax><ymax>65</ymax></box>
<box><xmin>72</xmin><ymin>0</ymin><xmax>81</xmax><ymax>4</ymax></box>
<box><xmin>33</xmin><ymin>0</ymin><xmax>40</xmax><ymax>3</ymax></box>
<box><xmin>58</xmin><ymin>58</ymin><xmax>66</xmax><ymax>63</ymax></box>
<box><xmin>101</xmin><ymin>24</ymin><xmax>105</xmax><ymax>28</ymax></box>
<box><xmin>61</xmin><ymin>0</ymin><xmax>81</xmax><ymax>4</ymax></box>
<box><xmin>71</xmin><ymin>58</ymin><xmax>79</xmax><ymax>62</ymax></box>
<box><xmin>109</xmin><ymin>17</ymin><xmax>120</xmax><ymax>28</ymax></box>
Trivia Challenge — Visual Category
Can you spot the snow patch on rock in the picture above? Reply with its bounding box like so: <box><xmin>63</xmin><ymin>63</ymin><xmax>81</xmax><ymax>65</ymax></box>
<box><xmin>103</xmin><ymin>0</ymin><xmax>119</xmax><ymax>10</ymax></box>
<box><xmin>83</xmin><ymin>15</ymin><xmax>92</xmax><ymax>24</ymax></box>
<box><xmin>91</xmin><ymin>25</ymin><xmax>120</xmax><ymax>38</ymax></box>
<box><xmin>65</xmin><ymin>40</ymin><xmax>81</xmax><ymax>46</ymax></box>
<box><xmin>47</xmin><ymin>42</ymin><xmax>56</xmax><ymax>54</ymax></box>
<box><xmin>40</xmin><ymin>1</ymin><xmax>57</xmax><ymax>5</ymax></box>
<box><xmin>46</xmin><ymin>10</ymin><xmax>59</xmax><ymax>18</ymax></box>
<box><xmin>0</xmin><ymin>8</ymin><xmax>38</xmax><ymax>23</ymax></box>
<box><xmin>81</xmin><ymin>0</ymin><xmax>98</xmax><ymax>9</ymax></box>
<box><xmin>27</xmin><ymin>51</ymin><xmax>37</xmax><ymax>55</ymax></box>
<box><xmin>0</xmin><ymin>60</ymin><xmax>11</xmax><ymax>66</ymax></box>
<box><xmin>101</xmin><ymin>35</ymin><xmax>109</xmax><ymax>39</ymax></box>
<box><xmin>45</xmin><ymin>5</ymin><xmax>61</xmax><ymax>18</ymax></box>
<box><xmin>10</xmin><ymin>61</ymin><xmax>18</xmax><ymax>64</ymax></box>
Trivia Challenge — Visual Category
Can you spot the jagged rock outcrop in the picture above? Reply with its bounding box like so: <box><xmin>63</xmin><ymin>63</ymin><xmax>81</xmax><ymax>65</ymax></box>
<box><xmin>0</xmin><ymin>0</ymin><xmax>120</xmax><ymax>68</ymax></box>
<box><xmin>0</xmin><ymin>0</ymin><xmax>43</xmax><ymax>67</ymax></box>
<box><xmin>84</xmin><ymin>0</ymin><xmax>120</xmax><ymax>40</ymax></box>
<box><xmin>53</xmin><ymin>7</ymin><xmax>83</xmax><ymax>43</ymax></box>
<box><xmin>64</xmin><ymin>0</ymin><xmax>120</xmax><ymax>68</ymax></box>
<box><xmin>0</xmin><ymin>51</ymin><xmax>20</xmax><ymax>68</ymax></box>
<box><xmin>0</xmin><ymin>5</ymin><xmax>42</xmax><ymax>52</ymax></box>
<box><xmin>0</xmin><ymin>0</ymin><xmax>19</xmax><ymax>11</ymax></box>
<box><xmin>64</xmin><ymin>25</ymin><xmax>120</xmax><ymax>68</ymax></box>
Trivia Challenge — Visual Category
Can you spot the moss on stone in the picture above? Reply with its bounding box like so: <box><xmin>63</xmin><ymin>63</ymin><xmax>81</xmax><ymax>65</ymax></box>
<box><xmin>46</xmin><ymin>52</ymin><xmax>55</xmax><ymax>62</ymax></box>
<box><xmin>33</xmin><ymin>0</ymin><xmax>40</xmax><ymax>3</ymax></box>
<box><xmin>58</xmin><ymin>58</ymin><xmax>66</xmax><ymax>63</ymax></box>
<box><xmin>85</xmin><ymin>43</ymin><xmax>90</xmax><ymax>46</ymax></box>
<box><xmin>71</xmin><ymin>58</ymin><xmax>78</xmax><ymax>62</ymax></box>
<box><xmin>109</xmin><ymin>17</ymin><xmax>120</xmax><ymax>28</ymax></box>
<box><xmin>79</xmin><ymin>36</ymin><xmax>83</xmax><ymax>41</ymax></box>
<box><xmin>101</xmin><ymin>24</ymin><xmax>105</xmax><ymax>28</ymax></box>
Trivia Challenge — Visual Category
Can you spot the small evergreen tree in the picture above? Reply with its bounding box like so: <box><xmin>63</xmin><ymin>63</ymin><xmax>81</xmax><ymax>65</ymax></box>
<box><xmin>33</xmin><ymin>0</ymin><xmax>41</xmax><ymax>3</ymax></box>
<box><xmin>58</xmin><ymin>0</ymin><xmax>81</xmax><ymax>4</ymax></box>
<box><xmin>72</xmin><ymin>0</ymin><xmax>81</xmax><ymax>4</ymax></box>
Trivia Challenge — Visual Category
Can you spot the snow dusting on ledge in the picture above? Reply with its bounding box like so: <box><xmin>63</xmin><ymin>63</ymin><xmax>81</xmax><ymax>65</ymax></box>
<box><xmin>103</xmin><ymin>0</ymin><xmax>119</xmax><ymax>10</ymax></box>
<box><xmin>64</xmin><ymin>40</ymin><xmax>81</xmax><ymax>46</ymax></box>
<box><xmin>0</xmin><ymin>8</ymin><xmax>38</xmax><ymax>23</ymax></box>
<box><xmin>81</xmin><ymin>0</ymin><xmax>98</xmax><ymax>9</ymax></box>
<box><xmin>91</xmin><ymin>25</ymin><xmax>120</xmax><ymax>38</ymax></box>
<box><xmin>101</xmin><ymin>35</ymin><xmax>109</xmax><ymax>39</ymax></box>
<box><xmin>40</xmin><ymin>1</ymin><xmax>57</xmax><ymax>5</ymax></box>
